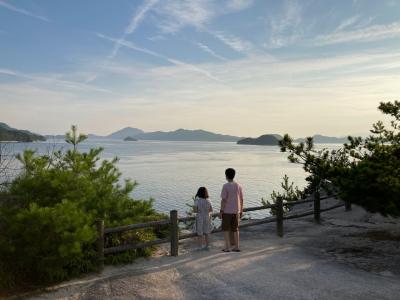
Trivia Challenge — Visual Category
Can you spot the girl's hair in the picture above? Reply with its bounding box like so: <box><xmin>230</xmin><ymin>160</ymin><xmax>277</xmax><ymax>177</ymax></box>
<box><xmin>196</xmin><ymin>186</ymin><xmax>209</xmax><ymax>199</ymax></box>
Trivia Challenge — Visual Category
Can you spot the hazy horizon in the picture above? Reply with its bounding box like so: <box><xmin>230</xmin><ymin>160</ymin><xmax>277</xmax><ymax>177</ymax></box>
<box><xmin>1</xmin><ymin>0</ymin><xmax>399</xmax><ymax>137</ymax></box>
<box><xmin>39</xmin><ymin>126</ymin><xmax>367</xmax><ymax>139</ymax></box>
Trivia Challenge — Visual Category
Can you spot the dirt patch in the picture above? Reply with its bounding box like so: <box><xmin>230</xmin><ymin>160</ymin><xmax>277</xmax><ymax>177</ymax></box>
<box><xmin>304</xmin><ymin>227</ymin><xmax>400</xmax><ymax>276</ymax></box>
<box><xmin>353</xmin><ymin>230</ymin><xmax>400</xmax><ymax>241</ymax></box>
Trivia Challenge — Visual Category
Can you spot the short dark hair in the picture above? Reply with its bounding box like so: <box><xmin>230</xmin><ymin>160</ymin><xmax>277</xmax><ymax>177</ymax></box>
<box><xmin>196</xmin><ymin>187</ymin><xmax>209</xmax><ymax>199</ymax></box>
<box><xmin>225</xmin><ymin>168</ymin><xmax>236</xmax><ymax>180</ymax></box>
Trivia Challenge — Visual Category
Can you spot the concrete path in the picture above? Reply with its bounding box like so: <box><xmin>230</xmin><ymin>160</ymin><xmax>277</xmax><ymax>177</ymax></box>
<box><xmin>29</xmin><ymin>205</ymin><xmax>400</xmax><ymax>300</ymax></box>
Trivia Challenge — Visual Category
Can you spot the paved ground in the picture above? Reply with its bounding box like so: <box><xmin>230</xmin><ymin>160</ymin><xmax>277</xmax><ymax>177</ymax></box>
<box><xmin>27</xmin><ymin>203</ymin><xmax>400</xmax><ymax>300</ymax></box>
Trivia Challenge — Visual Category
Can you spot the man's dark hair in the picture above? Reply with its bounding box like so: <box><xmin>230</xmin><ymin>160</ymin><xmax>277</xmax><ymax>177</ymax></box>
<box><xmin>225</xmin><ymin>168</ymin><xmax>236</xmax><ymax>180</ymax></box>
<box><xmin>196</xmin><ymin>187</ymin><xmax>209</xmax><ymax>199</ymax></box>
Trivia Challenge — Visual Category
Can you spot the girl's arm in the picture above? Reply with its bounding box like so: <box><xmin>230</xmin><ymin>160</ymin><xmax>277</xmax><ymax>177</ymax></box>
<box><xmin>208</xmin><ymin>200</ymin><xmax>213</xmax><ymax>212</ymax></box>
<box><xmin>193</xmin><ymin>198</ymin><xmax>198</xmax><ymax>213</ymax></box>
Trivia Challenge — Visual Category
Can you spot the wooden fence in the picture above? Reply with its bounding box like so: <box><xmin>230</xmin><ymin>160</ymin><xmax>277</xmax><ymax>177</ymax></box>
<box><xmin>96</xmin><ymin>193</ymin><xmax>350</xmax><ymax>269</ymax></box>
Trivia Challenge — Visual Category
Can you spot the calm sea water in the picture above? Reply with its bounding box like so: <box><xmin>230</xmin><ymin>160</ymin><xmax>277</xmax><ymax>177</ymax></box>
<box><xmin>6</xmin><ymin>140</ymin><xmax>341</xmax><ymax>218</ymax></box>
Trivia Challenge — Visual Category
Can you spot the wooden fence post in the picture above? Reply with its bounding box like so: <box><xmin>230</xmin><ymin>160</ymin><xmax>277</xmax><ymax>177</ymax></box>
<box><xmin>276</xmin><ymin>197</ymin><xmax>284</xmax><ymax>237</ymax></box>
<box><xmin>345</xmin><ymin>199</ymin><xmax>352</xmax><ymax>211</ymax></box>
<box><xmin>96</xmin><ymin>219</ymin><xmax>104</xmax><ymax>271</ymax></box>
<box><xmin>170</xmin><ymin>210</ymin><xmax>179</xmax><ymax>256</ymax></box>
<box><xmin>314</xmin><ymin>190</ymin><xmax>321</xmax><ymax>224</ymax></box>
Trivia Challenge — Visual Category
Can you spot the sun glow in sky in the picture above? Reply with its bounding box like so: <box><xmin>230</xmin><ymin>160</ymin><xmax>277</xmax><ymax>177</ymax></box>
<box><xmin>0</xmin><ymin>0</ymin><xmax>400</xmax><ymax>137</ymax></box>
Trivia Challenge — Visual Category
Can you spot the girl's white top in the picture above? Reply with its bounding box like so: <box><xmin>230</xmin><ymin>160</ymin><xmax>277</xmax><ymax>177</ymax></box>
<box><xmin>194</xmin><ymin>197</ymin><xmax>212</xmax><ymax>216</ymax></box>
<box><xmin>194</xmin><ymin>197</ymin><xmax>213</xmax><ymax>235</ymax></box>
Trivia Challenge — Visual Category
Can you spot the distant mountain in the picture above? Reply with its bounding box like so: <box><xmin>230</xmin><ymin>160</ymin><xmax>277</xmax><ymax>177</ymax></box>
<box><xmin>45</xmin><ymin>134</ymin><xmax>65</xmax><ymax>139</ymax></box>
<box><xmin>136</xmin><ymin>129</ymin><xmax>241</xmax><ymax>142</ymax></box>
<box><xmin>295</xmin><ymin>134</ymin><xmax>349</xmax><ymax>144</ymax></box>
<box><xmin>107</xmin><ymin>127</ymin><xmax>144</xmax><ymax>139</ymax></box>
<box><xmin>0</xmin><ymin>122</ymin><xmax>46</xmax><ymax>142</ymax></box>
<box><xmin>237</xmin><ymin>134</ymin><xmax>282</xmax><ymax>146</ymax></box>
<box><xmin>124</xmin><ymin>136</ymin><xmax>137</xmax><ymax>141</ymax></box>
<box><xmin>45</xmin><ymin>133</ymin><xmax>110</xmax><ymax>140</ymax></box>
<box><xmin>88</xmin><ymin>133</ymin><xmax>105</xmax><ymax>139</ymax></box>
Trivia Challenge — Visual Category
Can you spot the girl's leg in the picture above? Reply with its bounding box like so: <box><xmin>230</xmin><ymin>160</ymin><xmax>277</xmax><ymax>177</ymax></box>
<box><xmin>205</xmin><ymin>234</ymin><xmax>210</xmax><ymax>247</ymax></box>
<box><xmin>198</xmin><ymin>235</ymin><xmax>203</xmax><ymax>248</ymax></box>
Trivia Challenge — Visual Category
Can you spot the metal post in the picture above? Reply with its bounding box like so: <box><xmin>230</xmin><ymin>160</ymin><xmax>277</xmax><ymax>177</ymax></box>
<box><xmin>96</xmin><ymin>219</ymin><xmax>104</xmax><ymax>271</ymax></box>
<box><xmin>170</xmin><ymin>210</ymin><xmax>179</xmax><ymax>256</ymax></box>
<box><xmin>276</xmin><ymin>197</ymin><xmax>284</xmax><ymax>237</ymax></box>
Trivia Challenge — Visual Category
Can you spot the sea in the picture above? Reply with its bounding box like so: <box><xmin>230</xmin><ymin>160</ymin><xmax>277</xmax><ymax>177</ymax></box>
<box><xmin>4</xmin><ymin>139</ymin><xmax>342</xmax><ymax>218</ymax></box>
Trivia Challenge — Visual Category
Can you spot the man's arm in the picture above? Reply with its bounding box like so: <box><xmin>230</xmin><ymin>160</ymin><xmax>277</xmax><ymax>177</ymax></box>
<box><xmin>239</xmin><ymin>185</ymin><xmax>244</xmax><ymax>218</ymax></box>
<box><xmin>220</xmin><ymin>197</ymin><xmax>226</xmax><ymax>211</ymax></box>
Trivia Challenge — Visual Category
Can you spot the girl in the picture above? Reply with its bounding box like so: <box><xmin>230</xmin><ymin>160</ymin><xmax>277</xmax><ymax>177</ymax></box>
<box><xmin>193</xmin><ymin>187</ymin><xmax>213</xmax><ymax>250</ymax></box>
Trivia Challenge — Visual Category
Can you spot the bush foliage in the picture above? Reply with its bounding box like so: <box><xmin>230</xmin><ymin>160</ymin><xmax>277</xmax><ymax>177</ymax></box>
<box><xmin>277</xmin><ymin>101</ymin><xmax>400</xmax><ymax>217</ymax></box>
<box><xmin>0</xmin><ymin>126</ymin><xmax>165</xmax><ymax>289</ymax></box>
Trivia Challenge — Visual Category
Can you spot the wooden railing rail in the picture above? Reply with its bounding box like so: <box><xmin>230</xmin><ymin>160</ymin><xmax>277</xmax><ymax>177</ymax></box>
<box><xmin>96</xmin><ymin>193</ymin><xmax>348</xmax><ymax>270</ymax></box>
<box><xmin>104</xmin><ymin>219</ymin><xmax>170</xmax><ymax>234</ymax></box>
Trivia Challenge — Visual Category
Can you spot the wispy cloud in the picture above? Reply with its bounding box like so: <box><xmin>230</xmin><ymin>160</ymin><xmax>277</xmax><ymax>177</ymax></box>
<box><xmin>265</xmin><ymin>0</ymin><xmax>303</xmax><ymax>48</ymax></box>
<box><xmin>98</xmin><ymin>33</ymin><xmax>165</xmax><ymax>59</ymax></box>
<box><xmin>89</xmin><ymin>50</ymin><xmax>400</xmax><ymax>136</ymax></box>
<box><xmin>152</xmin><ymin>0</ymin><xmax>253</xmax><ymax>54</ymax></box>
<box><xmin>313</xmin><ymin>22</ymin><xmax>400</xmax><ymax>46</ymax></box>
<box><xmin>3</xmin><ymin>49</ymin><xmax>400</xmax><ymax>136</ymax></box>
<box><xmin>0</xmin><ymin>67</ymin><xmax>114</xmax><ymax>94</ymax></box>
<box><xmin>0</xmin><ymin>0</ymin><xmax>49</xmax><ymax>22</ymax></box>
<box><xmin>335</xmin><ymin>15</ymin><xmax>360</xmax><ymax>31</ymax></box>
<box><xmin>147</xmin><ymin>35</ymin><xmax>165</xmax><ymax>41</ymax></box>
<box><xmin>154</xmin><ymin>0</ymin><xmax>254</xmax><ymax>33</ymax></box>
<box><xmin>0</xmin><ymin>68</ymin><xmax>19</xmax><ymax>77</ymax></box>
<box><xmin>210</xmin><ymin>30</ymin><xmax>253</xmax><ymax>53</ymax></box>
<box><xmin>225</xmin><ymin>0</ymin><xmax>253</xmax><ymax>12</ymax></box>
<box><xmin>155</xmin><ymin>0</ymin><xmax>214</xmax><ymax>33</ymax></box>
<box><xmin>111</xmin><ymin>0</ymin><xmax>158</xmax><ymax>58</ymax></box>
<box><xmin>97</xmin><ymin>33</ymin><xmax>221</xmax><ymax>82</ymax></box>
<box><xmin>196</xmin><ymin>42</ymin><xmax>227</xmax><ymax>61</ymax></box>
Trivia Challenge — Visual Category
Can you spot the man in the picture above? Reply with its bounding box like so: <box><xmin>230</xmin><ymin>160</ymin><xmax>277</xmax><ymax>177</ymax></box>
<box><xmin>220</xmin><ymin>168</ymin><xmax>243</xmax><ymax>252</ymax></box>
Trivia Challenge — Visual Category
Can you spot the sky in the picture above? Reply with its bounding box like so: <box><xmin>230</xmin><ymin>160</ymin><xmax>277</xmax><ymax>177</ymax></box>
<box><xmin>0</xmin><ymin>0</ymin><xmax>399</xmax><ymax>137</ymax></box>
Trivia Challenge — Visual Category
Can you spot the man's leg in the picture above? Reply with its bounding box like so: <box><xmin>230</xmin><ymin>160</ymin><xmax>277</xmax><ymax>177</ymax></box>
<box><xmin>233</xmin><ymin>230</ymin><xmax>240</xmax><ymax>250</ymax></box>
<box><xmin>223</xmin><ymin>231</ymin><xmax>231</xmax><ymax>250</ymax></box>
<box><xmin>230</xmin><ymin>231</ymin><xmax>235</xmax><ymax>246</ymax></box>
<box><xmin>232</xmin><ymin>214</ymin><xmax>240</xmax><ymax>250</ymax></box>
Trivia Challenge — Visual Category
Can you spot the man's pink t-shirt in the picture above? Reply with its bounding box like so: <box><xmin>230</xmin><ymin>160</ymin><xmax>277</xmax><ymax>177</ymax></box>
<box><xmin>220</xmin><ymin>182</ymin><xmax>243</xmax><ymax>214</ymax></box>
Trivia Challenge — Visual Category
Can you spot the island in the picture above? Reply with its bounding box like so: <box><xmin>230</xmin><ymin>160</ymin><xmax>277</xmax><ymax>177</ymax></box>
<box><xmin>294</xmin><ymin>134</ymin><xmax>349</xmax><ymax>144</ymax></box>
<box><xmin>237</xmin><ymin>134</ymin><xmax>282</xmax><ymax>146</ymax></box>
<box><xmin>123</xmin><ymin>136</ymin><xmax>137</xmax><ymax>141</ymax></box>
<box><xmin>0</xmin><ymin>122</ymin><xmax>46</xmax><ymax>142</ymax></box>
<box><xmin>135</xmin><ymin>129</ymin><xmax>241</xmax><ymax>142</ymax></box>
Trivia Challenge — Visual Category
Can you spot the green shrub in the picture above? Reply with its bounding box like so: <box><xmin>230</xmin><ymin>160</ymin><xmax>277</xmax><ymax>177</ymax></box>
<box><xmin>279</xmin><ymin>101</ymin><xmax>400</xmax><ymax>217</ymax></box>
<box><xmin>0</xmin><ymin>126</ymin><xmax>165</xmax><ymax>290</ymax></box>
